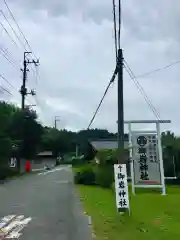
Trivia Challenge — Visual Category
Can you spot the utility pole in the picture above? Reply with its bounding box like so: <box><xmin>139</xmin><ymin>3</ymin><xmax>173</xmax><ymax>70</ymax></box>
<box><xmin>117</xmin><ymin>48</ymin><xmax>124</xmax><ymax>163</ymax></box>
<box><xmin>20</xmin><ymin>52</ymin><xmax>39</xmax><ymax>109</ymax></box>
<box><xmin>54</xmin><ymin>116</ymin><xmax>60</xmax><ymax>129</ymax></box>
<box><xmin>19</xmin><ymin>52</ymin><xmax>39</xmax><ymax>169</ymax></box>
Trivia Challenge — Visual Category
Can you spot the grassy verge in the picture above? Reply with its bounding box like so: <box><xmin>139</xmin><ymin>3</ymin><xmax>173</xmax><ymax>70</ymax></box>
<box><xmin>77</xmin><ymin>185</ymin><xmax>180</xmax><ymax>240</ymax></box>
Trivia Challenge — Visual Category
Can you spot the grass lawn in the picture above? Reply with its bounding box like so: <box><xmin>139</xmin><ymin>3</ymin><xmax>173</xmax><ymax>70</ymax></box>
<box><xmin>77</xmin><ymin>185</ymin><xmax>180</xmax><ymax>240</ymax></box>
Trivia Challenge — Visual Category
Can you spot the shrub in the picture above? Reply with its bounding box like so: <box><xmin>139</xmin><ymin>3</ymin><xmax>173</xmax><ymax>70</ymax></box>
<box><xmin>74</xmin><ymin>164</ymin><xmax>95</xmax><ymax>185</ymax></box>
<box><xmin>72</xmin><ymin>156</ymin><xmax>83</xmax><ymax>166</ymax></box>
<box><xmin>96</xmin><ymin>149</ymin><xmax>119</xmax><ymax>166</ymax></box>
<box><xmin>0</xmin><ymin>167</ymin><xmax>19</xmax><ymax>181</ymax></box>
<box><xmin>95</xmin><ymin>166</ymin><xmax>114</xmax><ymax>188</ymax></box>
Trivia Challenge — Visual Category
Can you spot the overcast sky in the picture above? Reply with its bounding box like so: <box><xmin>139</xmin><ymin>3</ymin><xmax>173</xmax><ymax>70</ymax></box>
<box><xmin>0</xmin><ymin>0</ymin><xmax>179</xmax><ymax>134</ymax></box>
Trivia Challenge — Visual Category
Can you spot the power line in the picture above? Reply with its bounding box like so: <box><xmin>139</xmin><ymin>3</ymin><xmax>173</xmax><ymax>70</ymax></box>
<box><xmin>133</xmin><ymin>59</ymin><xmax>180</xmax><ymax>79</ymax></box>
<box><xmin>0</xmin><ymin>45</ymin><xmax>19</xmax><ymax>70</ymax></box>
<box><xmin>0</xmin><ymin>73</ymin><xmax>18</xmax><ymax>91</ymax></box>
<box><xmin>34</xmin><ymin>64</ymin><xmax>40</xmax><ymax>85</ymax></box>
<box><xmin>0</xmin><ymin>9</ymin><xmax>27</xmax><ymax>51</ymax></box>
<box><xmin>0</xmin><ymin>20</ymin><xmax>18</xmax><ymax>48</ymax></box>
<box><xmin>1</xmin><ymin>86</ymin><xmax>12</xmax><ymax>95</ymax></box>
<box><xmin>3</xmin><ymin>0</ymin><xmax>37</xmax><ymax>59</ymax></box>
<box><xmin>124</xmin><ymin>60</ymin><xmax>161</xmax><ymax>120</ymax></box>
<box><xmin>124</xmin><ymin>62</ymin><xmax>161</xmax><ymax>119</ymax></box>
<box><xmin>112</xmin><ymin>0</ymin><xmax>118</xmax><ymax>61</ymax></box>
<box><xmin>118</xmin><ymin>0</ymin><xmax>121</xmax><ymax>49</ymax></box>
<box><xmin>87</xmin><ymin>68</ymin><xmax>118</xmax><ymax>129</ymax></box>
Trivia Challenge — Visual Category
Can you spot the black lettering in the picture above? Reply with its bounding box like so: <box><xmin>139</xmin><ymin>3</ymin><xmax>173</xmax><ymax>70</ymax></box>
<box><xmin>118</xmin><ymin>165</ymin><xmax>122</xmax><ymax>172</ymax></box>
<box><xmin>139</xmin><ymin>163</ymin><xmax>148</xmax><ymax>171</ymax></box>
<box><xmin>138</xmin><ymin>147</ymin><xmax>146</xmax><ymax>154</ymax></box>
<box><xmin>118</xmin><ymin>190</ymin><xmax>126</xmax><ymax>198</ymax></box>
<box><xmin>119</xmin><ymin>199</ymin><xmax>127</xmax><ymax>207</ymax></box>
<box><xmin>140</xmin><ymin>171</ymin><xmax>149</xmax><ymax>180</ymax></box>
<box><xmin>119</xmin><ymin>181</ymin><xmax>125</xmax><ymax>188</ymax></box>
<box><xmin>117</xmin><ymin>173</ymin><xmax>125</xmax><ymax>180</ymax></box>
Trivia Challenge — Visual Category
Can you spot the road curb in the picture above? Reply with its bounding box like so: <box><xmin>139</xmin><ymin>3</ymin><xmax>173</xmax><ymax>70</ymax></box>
<box><xmin>84</xmin><ymin>213</ymin><xmax>96</xmax><ymax>239</ymax></box>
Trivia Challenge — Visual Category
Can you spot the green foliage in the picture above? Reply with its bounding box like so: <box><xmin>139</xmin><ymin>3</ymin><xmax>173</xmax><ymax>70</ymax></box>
<box><xmin>0</xmin><ymin>167</ymin><xmax>19</xmax><ymax>180</ymax></box>
<box><xmin>0</xmin><ymin>137</ymin><xmax>12</xmax><ymax>160</ymax></box>
<box><xmin>97</xmin><ymin>149</ymin><xmax>118</xmax><ymax>166</ymax></box>
<box><xmin>71</xmin><ymin>156</ymin><xmax>86</xmax><ymax>166</ymax></box>
<box><xmin>95</xmin><ymin>166</ymin><xmax>114</xmax><ymax>188</ymax></box>
<box><xmin>74</xmin><ymin>164</ymin><xmax>96</xmax><ymax>185</ymax></box>
<box><xmin>0</xmin><ymin>102</ymin><xmax>43</xmax><ymax>179</ymax></box>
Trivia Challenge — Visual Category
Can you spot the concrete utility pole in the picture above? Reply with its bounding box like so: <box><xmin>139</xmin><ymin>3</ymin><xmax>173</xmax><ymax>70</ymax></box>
<box><xmin>20</xmin><ymin>52</ymin><xmax>39</xmax><ymax>110</ymax></box>
<box><xmin>54</xmin><ymin>116</ymin><xmax>60</xmax><ymax>129</ymax></box>
<box><xmin>117</xmin><ymin>49</ymin><xmax>124</xmax><ymax>163</ymax></box>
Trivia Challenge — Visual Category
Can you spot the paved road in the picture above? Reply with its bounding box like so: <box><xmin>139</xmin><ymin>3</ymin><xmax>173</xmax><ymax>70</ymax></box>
<box><xmin>0</xmin><ymin>166</ymin><xmax>91</xmax><ymax>239</ymax></box>
<box><xmin>31</xmin><ymin>158</ymin><xmax>56</xmax><ymax>172</ymax></box>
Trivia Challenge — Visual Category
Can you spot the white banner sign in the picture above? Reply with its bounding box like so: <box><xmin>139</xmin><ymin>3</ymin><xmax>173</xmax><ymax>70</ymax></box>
<box><xmin>114</xmin><ymin>164</ymin><xmax>130</xmax><ymax>212</ymax></box>
<box><xmin>132</xmin><ymin>132</ymin><xmax>161</xmax><ymax>185</ymax></box>
<box><xmin>9</xmin><ymin>157</ymin><xmax>17</xmax><ymax>168</ymax></box>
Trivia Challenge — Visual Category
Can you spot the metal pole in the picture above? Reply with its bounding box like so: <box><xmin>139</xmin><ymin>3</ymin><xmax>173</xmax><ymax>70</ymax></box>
<box><xmin>172</xmin><ymin>156</ymin><xmax>176</xmax><ymax>178</ymax></box>
<box><xmin>156</xmin><ymin>122</ymin><xmax>166</xmax><ymax>195</ymax></box>
<box><xmin>128</xmin><ymin>123</ymin><xmax>135</xmax><ymax>195</ymax></box>
<box><xmin>54</xmin><ymin>116</ymin><xmax>60</xmax><ymax>129</ymax></box>
<box><xmin>76</xmin><ymin>145</ymin><xmax>78</xmax><ymax>157</ymax></box>
<box><xmin>117</xmin><ymin>49</ymin><xmax>124</xmax><ymax>163</ymax></box>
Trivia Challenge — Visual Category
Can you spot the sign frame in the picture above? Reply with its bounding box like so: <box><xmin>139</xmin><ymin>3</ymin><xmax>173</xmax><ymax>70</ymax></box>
<box><xmin>132</xmin><ymin>131</ymin><xmax>161</xmax><ymax>187</ymax></box>
<box><xmin>125</xmin><ymin>120</ymin><xmax>171</xmax><ymax>196</ymax></box>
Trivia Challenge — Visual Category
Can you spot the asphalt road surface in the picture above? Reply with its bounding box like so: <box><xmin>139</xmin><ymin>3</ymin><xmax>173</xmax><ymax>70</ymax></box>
<box><xmin>0</xmin><ymin>166</ymin><xmax>92</xmax><ymax>239</ymax></box>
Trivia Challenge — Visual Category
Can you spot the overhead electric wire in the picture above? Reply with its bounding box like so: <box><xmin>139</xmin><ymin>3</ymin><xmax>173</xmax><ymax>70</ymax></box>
<box><xmin>132</xmin><ymin>59</ymin><xmax>180</xmax><ymax>79</ymax></box>
<box><xmin>0</xmin><ymin>85</ymin><xmax>12</xmax><ymax>96</ymax></box>
<box><xmin>124</xmin><ymin>60</ymin><xmax>161</xmax><ymax>120</ymax></box>
<box><xmin>0</xmin><ymin>9</ymin><xmax>27</xmax><ymax>51</ymax></box>
<box><xmin>112</xmin><ymin>0</ymin><xmax>118</xmax><ymax>61</ymax></box>
<box><xmin>0</xmin><ymin>43</ymin><xmax>19</xmax><ymax>65</ymax></box>
<box><xmin>87</xmin><ymin>68</ymin><xmax>118</xmax><ymax>129</ymax></box>
<box><xmin>0</xmin><ymin>73</ymin><xmax>18</xmax><ymax>91</ymax></box>
<box><xmin>3</xmin><ymin>0</ymin><xmax>37</xmax><ymax>59</ymax></box>
<box><xmin>118</xmin><ymin>0</ymin><xmax>121</xmax><ymax>49</ymax></box>
<box><xmin>0</xmin><ymin>46</ymin><xmax>20</xmax><ymax>70</ymax></box>
<box><xmin>124</xmin><ymin>62</ymin><xmax>161</xmax><ymax>120</ymax></box>
<box><xmin>87</xmin><ymin>0</ymin><xmax>121</xmax><ymax>129</ymax></box>
<box><xmin>34</xmin><ymin>64</ymin><xmax>40</xmax><ymax>85</ymax></box>
<box><xmin>0</xmin><ymin>21</ymin><xmax>18</xmax><ymax>48</ymax></box>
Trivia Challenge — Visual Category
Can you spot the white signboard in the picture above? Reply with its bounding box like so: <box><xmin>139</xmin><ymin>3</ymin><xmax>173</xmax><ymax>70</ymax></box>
<box><xmin>132</xmin><ymin>132</ymin><xmax>161</xmax><ymax>185</ymax></box>
<box><xmin>0</xmin><ymin>215</ymin><xmax>31</xmax><ymax>239</ymax></box>
<box><xmin>114</xmin><ymin>164</ymin><xmax>130</xmax><ymax>213</ymax></box>
<box><xmin>9</xmin><ymin>157</ymin><xmax>17</xmax><ymax>168</ymax></box>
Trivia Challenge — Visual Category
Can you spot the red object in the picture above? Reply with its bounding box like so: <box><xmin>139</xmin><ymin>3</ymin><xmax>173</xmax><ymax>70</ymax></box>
<box><xmin>25</xmin><ymin>160</ymin><xmax>31</xmax><ymax>173</ymax></box>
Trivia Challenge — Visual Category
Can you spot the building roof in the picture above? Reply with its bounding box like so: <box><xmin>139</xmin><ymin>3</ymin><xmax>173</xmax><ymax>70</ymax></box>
<box><xmin>89</xmin><ymin>139</ymin><xmax>129</xmax><ymax>150</ymax></box>
<box><xmin>37</xmin><ymin>151</ymin><xmax>53</xmax><ymax>156</ymax></box>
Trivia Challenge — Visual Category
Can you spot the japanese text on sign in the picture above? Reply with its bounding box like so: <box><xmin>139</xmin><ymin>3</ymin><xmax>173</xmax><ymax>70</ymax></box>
<box><xmin>114</xmin><ymin>164</ymin><xmax>130</xmax><ymax>211</ymax></box>
<box><xmin>138</xmin><ymin>146</ymin><xmax>149</xmax><ymax>180</ymax></box>
<box><xmin>132</xmin><ymin>132</ymin><xmax>161</xmax><ymax>185</ymax></box>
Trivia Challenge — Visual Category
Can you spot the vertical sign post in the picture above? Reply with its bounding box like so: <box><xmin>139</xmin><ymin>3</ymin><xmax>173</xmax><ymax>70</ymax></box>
<box><xmin>114</xmin><ymin>164</ymin><xmax>130</xmax><ymax>215</ymax></box>
<box><xmin>156</xmin><ymin>122</ymin><xmax>166</xmax><ymax>195</ymax></box>
<box><xmin>128</xmin><ymin>123</ymin><xmax>135</xmax><ymax>195</ymax></box>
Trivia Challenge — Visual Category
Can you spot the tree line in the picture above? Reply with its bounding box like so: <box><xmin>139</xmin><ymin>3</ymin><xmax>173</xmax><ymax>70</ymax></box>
<box><xmin>0</xmin><ymin>101</ymin><xmax>180</xmax><ymax>178</ymax></box>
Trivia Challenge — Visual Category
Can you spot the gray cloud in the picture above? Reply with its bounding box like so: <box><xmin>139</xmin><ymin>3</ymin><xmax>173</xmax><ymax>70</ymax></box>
<box><xmin>0</xmin><ymin>0</ymin><xmax>179</xmax><ymax>134</ymax></box>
